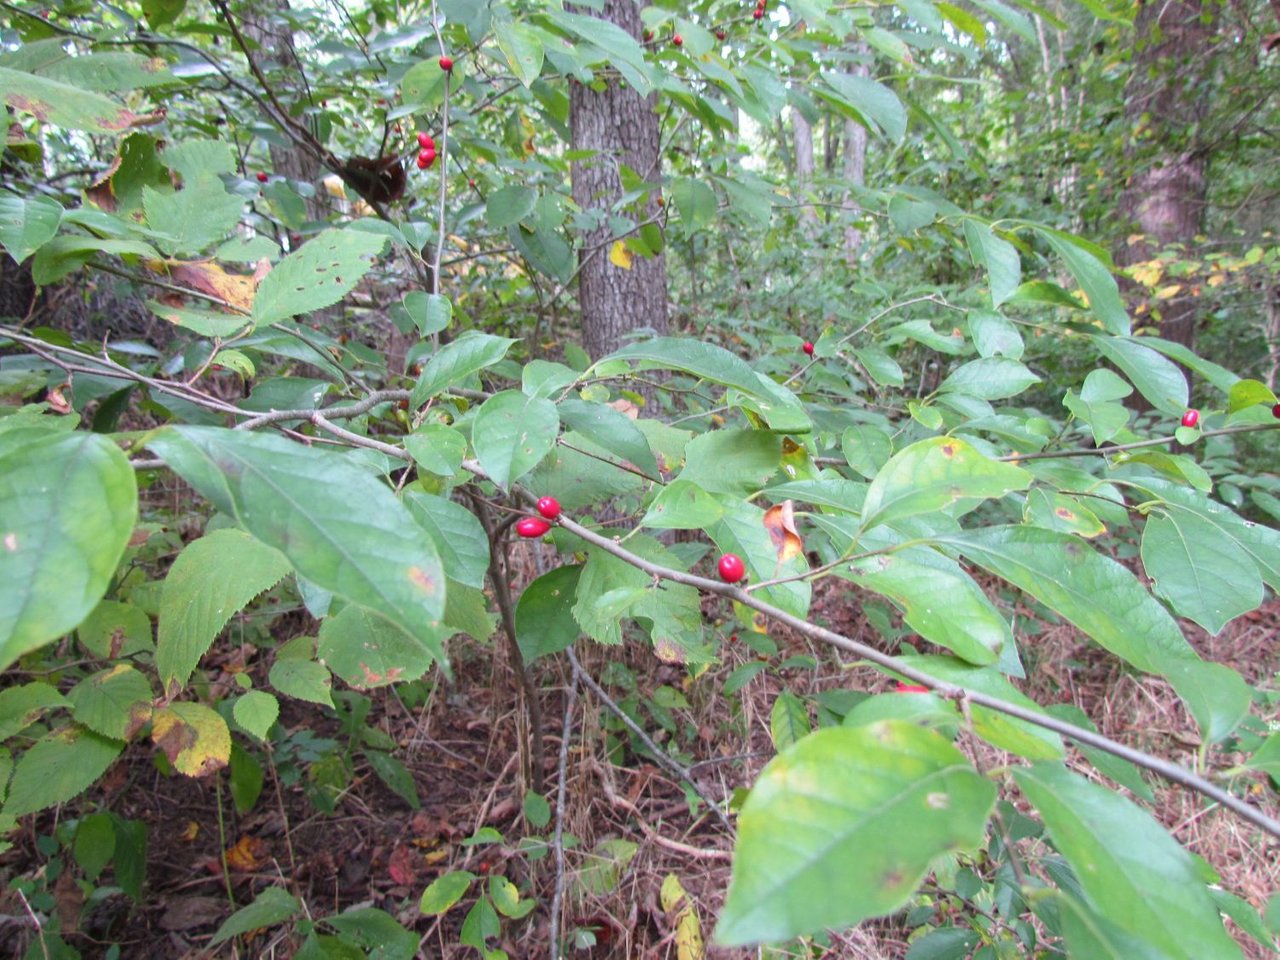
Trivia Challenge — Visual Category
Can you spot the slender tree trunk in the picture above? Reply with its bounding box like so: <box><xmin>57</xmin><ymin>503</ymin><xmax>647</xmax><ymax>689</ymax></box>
<box><xmin>569</xmin><ymin>0</ymin><xmax>669</xmax><ymax>360</ymax></box>
<box><xmin>841</xmin><ymin>59</ymin><xmax>870</xmax><ymax>264</ymax></box>
<box><xmin>1114</xmin><ymin>0</ymin><xmax>1215</xmax><ymax>349</ymax></box>
<box><xmin>793</xmin><ymin>108</ymin><xmax>817</xmax><ymax>228</ymax></box>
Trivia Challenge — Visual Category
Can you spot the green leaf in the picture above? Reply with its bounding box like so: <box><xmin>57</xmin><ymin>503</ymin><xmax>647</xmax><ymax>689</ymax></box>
<box><xmin>494</xmin><ymin>19</ymin><xmax>545</xmax><ymax>87</ymax></box>
<box><xmin>486</xmin><ymin>185</ymin><xmax>537</xmax><ymax>229</ymax></box>
<box><xmin>548</xmin><ymin>11</ymin><xmax>654</xmax><ymax>95</ymax></box>
<box><xmin>0</xmin><ymin>192</ymin><xmax>62</xmax><ymax>263</ymax></box>
<box><xmin>73</xmin><ymin>812</ymin><xmax>116</xmax><ymax>881</ymax></box>
<box><xmin>962</xmin><ymin>221</ymin><xmax>1018</xmax><ymax>308</ymax></box>
<box><xmin>252</xmin><ymin>228</ymin><xmax>387</xmax><ymax>325</ymax></box>
<box><xmin>1243</xmin><ymin>731</ymin><xmax>1280</xmax><ymax>777</ymax></box>
<box><xmin>269</xmin><ymin>657</ymin><xmax>334</xmax><ymax>709</ymax></box>
<box><xmin>769</xmin><ymin>691</ymin><xmax>810</xmax><ymax>751</ymax></box>
<box><xmin>411</xmin><ymin>333</ymin><xmax>517</xmax><ymax>407</ymax></box>
<box><xmin>1031</xmin><ymin>225</ymin><xmax>1130</xmax><ymax>335</ymax></box>
<box><xmin>606</xmin><ymin>338</ymin><xmax>810</xmax><ymax>433</ymax></box>
<box><xmin>1044</xmin><ymin>704</ymin><xmax>1154</xmax><ymax>802</ymax></box>
<box><xmin>365</xmin><ymin>749</ymin><xmax>420</xmax><ymax>809</ymax></box>
<box><xmin>0</xmin><ymin>682</ymin><xmax>68</xmax><ymax>740</ymax></box>
<box><xmin>938</xmin><ymin>525</ymin><xmax>1195</xmax><ymax>674</ymax></box>
<box><xmin>3</xmin><ymin>726</ymin><xmax>123</xmax><ymax>817</ymax></box>
<box><xmin>158</xmin><ymin>529</ymin><xmax>292</xmax><ymax>689</ymax></box>
<box><xmin>152</xmin><ymin>701</ymin><xmax>230</xmax><ymax>776</ymax></box>
<box><xmin>30</xmin><ymin>49</ymin><xmax>174</xmax><ymax>92</ymax></box>
<box><xmin>405</xmin><ymin>424</ymin><xmax>467</xmax><ymax>477</ymax></box>
<box><xmin>0</xmin><ymin>65</ymin><xmax>162</xmax><ymax>133</ymax></box>
<box><xmin>557</xmin><ymin>398</ymin><xmax>660</xmax><ymax>478</ymax></box>
<box><xmin>1091</xmin><ymin>336</ymin><xmax>1188</xmax><ymax>413</ymax></box>
<box><xmin>967</xmin><ymin>309</ymin><xmax>1024</xmax><ymax>359</ymax></box>
<box><xmin>317</xmin><ymin>604</ymin><xmax>443</xmax><ymax>688</ymax></box>
<box><xmin>677</xmin><ymin>429</ymin><xmax>780</xmax><ymax>497</ymax></box>
<box><xmin>1064</xmin><ymin>368</ymin><xmax>1132</xmax><ymax>445</ymax></box>
<box><xmin>403</xmin><ymin>491</ymin><xmax>490</xmax><ymax>589</ymax></box>
<box><xmin>670</xmin><ymin>178</ymin><xmax>718</xmax><ymax>233</ymax></box>
<box><xmin>716</xmin><ymin>723</ymin><xmax>996</xmax><ymax>945</ymax></box>
<box><xmin>842</xmin><ymin>425</ymin><xmax>893</xmax><ymax>480</ymax></box>
<box><xmin>66</xmin><ymin>664</ymin><xmax>152</xmax><ymax>740</ymax></box>
<box><xmin>841</xmin><ymin>544</ymin><xmax>1008</xmax><ymax>667</ymax></box>
<box><xmin>148</xmin><ymin>427</ymin><xmax>447</xmax><ymax>659</ymax></box>
<box><xmin>1227</xmin><ymin>378</ymin><xmax>1276</xmax><ymax>414</ymax></box>
<box><xmin>1141</xmin><ymin>510</ymin><xmax>1263</xmax><ymax>635</ymax></box>
<box><xmin>210</xmin><ymin>887</ymin><xmax>302</xmax><ymax>946</ymax></box>
<box><xmin>1023</xmin><ymin>490</ymin><xmax>1107</xmax><ymax>538</ymax></box>
<box><xmin>322</xmin><ymin>908</ymin><xmax>416</xmax><ymax>960</ymax></box>
<box><xmin>709</xmin><ymin>500</ymin><xmax>811</xmax><ymax>621</ymax></box>
<box><xmin>143</xmin><ymin>179</ymin><xmax>244</xmax><ymax>256</ymax></box>
<box><xmin>0</xmin><ymin>431</ymin><xmax>137</xmax><ymax>670</ymax></box>
<box><xmin>516</xmin><ymin>565</ymin><xmax>582</xmax><ymax>662</ymax></box>
<box><xmin>420</xmin><ymin>870</ymin><xmax>476</xmax><ymax>915</ymax></box>
<box><xmin>473</xmin><ymin>390</ymin><xmax>559</xmax><ymax>491</ymax></box>
<box><xmin>939</xmin><ymin>357</ymin><xmax>1040</xmax><ymax>400</ymax></box>
<box><xmin>641</xmin><ymin>479</ymin><xmax>725</xmax><ymax>529</ymax></box>
<box><xmin>1014</xmin><ymin>764</ymin><xmax>1241</xmax><ymax>960</ymax></box>
<box><xmin>819</xmin><ymin>71</ymin><xmax>907</xmax><ymax>142</ymax></box>
<box><xmin>862</xmin><ymin>436</ymin><xmax>1031</xmax><ymax>530</ymax></box>
<box><xmin>233</xmin><ymin>690</ymin><xmax>279</xmax><ymax>742</ymax></box>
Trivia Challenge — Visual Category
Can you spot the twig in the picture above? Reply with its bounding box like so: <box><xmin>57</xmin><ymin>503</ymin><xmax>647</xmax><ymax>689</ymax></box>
<box><xmin>15</xmin><ymin>888</ymin><xmax>49</xmax><ymax>960</ymax></box>
<box><xmin>565</xmin><ymin>647</ymin><xmax>733</xmax><ymax>831</ymax></box>
<box><xmin>460</xmin><ymin>460</ymin><xmax>1280</xmax><ymax>841</ymax></box>
<box><xmin>548</xmin><ymin>670</ymin><xmax>579</xmax><ymax>960</ymax></box>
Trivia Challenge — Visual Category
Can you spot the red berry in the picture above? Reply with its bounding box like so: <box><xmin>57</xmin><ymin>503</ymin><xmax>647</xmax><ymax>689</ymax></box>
<box><xmin>256</xmin><ymin>171</ymin><xmax>269</xmax><ymax>183</ymax></box>
<box><xmin>1273</xmin><ymin>403</ymin><xmax>1280</xmax><ymax>419</ymax></box>
<box><xmin>417</xmin><ymin>132</ymin><xmax>435</xmax><ymax>150</ymax></box>
<box><xmin>672</xmin><ymin>33</ymin><xmax>683</xmax><ymax>46</ymax></box>
<box><xmin>753</xmin><ymin>7</ymin><xmax>764</xmax><ymax>18</ymax></box>
<box><xmin>893</xmin><ymin>682</ymin><xmax>930</xmax><ymax>694</ymax></box>
<box><xmin>802</xmin><ymin>341</ymin><xmax>814</xmax><ymax>356</ymax></box>
<box><xmin>717</xmin><ymin>553</ymin><xmax>746</xmax><ymax>583</ymax></box>
<box><xmin>1181</xmin><ymin>409</ymin><xmax>1200</xmax><ymax>429</ymax></box>
<box><xmin>516</xmin><ymin>517</ymin><xmax>551</xmax><ymax>539</ymax></box>
<box><xmin>417</xmin><ymin>148</ymin><xmax>436</xmax><ymax>170</ymax></box>
<box><xmin>468</xmin><ymin>178</ymin><xmax>477</xmax><ymax>188</ymax></box>
<box><xmin>643</xmin><ymin>29</ymin><xmax>653</xmax><ymax>41</ymax></box>
<box><xmin>439</xmin><ymin>55</ymin><xmax>453</xmax><ymax>72</ymax></box>
<box><xmin>715</xmin><ymin>29</ymin><xmax>727</xmax><ymax>40</ymax></box>
<box><xmin>536</xmin><ymin>496</ymin><xmax>561</xmax><ymax>520</ymax></box>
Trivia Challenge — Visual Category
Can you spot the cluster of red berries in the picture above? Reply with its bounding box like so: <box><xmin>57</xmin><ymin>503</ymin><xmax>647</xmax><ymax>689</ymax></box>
<box><xmin>753</xmin><ymin>0</ymin><xmax>767</xmax><ymax>20</ymax></box>
<box><xmin>416</xmin><ymin>131</ymin><xmax>437</xmax><ymax>170</ymax></box>
<box><xmin>516</xmin><ymin>497</ymin><xmax>562</xmax><ymax>538</ymax></box>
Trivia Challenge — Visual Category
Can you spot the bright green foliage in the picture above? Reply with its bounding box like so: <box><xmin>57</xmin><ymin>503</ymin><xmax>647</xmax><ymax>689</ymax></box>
<box><xmin>0</xmin><ymin>430</ymin><xmax>137</xmax><ymax>670</ymax></box>
<box><xmin>717</xmin><ymin>722</ymin><xmax>996</xmax><ymax>945</ymax></box>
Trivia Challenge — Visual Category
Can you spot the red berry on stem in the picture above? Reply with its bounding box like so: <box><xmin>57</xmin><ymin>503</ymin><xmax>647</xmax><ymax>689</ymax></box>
<box><xmin>753</xmin><ymin>8</ymin><xmax>764</xmax><ymax>18</ymax></box>
<box><xmin>439</xmin><ymin>55</ymin><xmax>453</xmax><ymax>72</ymax></box>
<box><xmin>516</xmin><ymin>517</ymin><xmax>552</xmax><ymax>539</ymax></box>
<box><xmin>417</xmin><ymin>131</ymin><xmax>434</xmax><ymax>150</ymax></box>
<box><xmin>803</xmin><ymin>341</ymin><xmax>814</xmax><ymax>356</ymax></box>
<box><xmin>715</xmin><ymin>28</ymin><xmax>727</xmax><ymax>40</ymax></box>
<box><xmin>673</xmin><ymin>33</ymin><xmax>683</xmax><ymax>46</ymax></box>
<box><xmin>256</xmin><ymin>171</ymin><xmax>269</xmax><ymax>183</ymax></box>
<box><xmin>417</xmin><ymin>148</ymin><xmax>436</xmax><ymax>170</ymax></box>
<box><xmin>1181</xmin><ymin>408</ymin><xmax>1200</xmax><ymax>429</ymax></box>
<box><xmin>536</xmin><ymin>496</ymin><xmax>561</xmax><ymax>520</ymax></box>
<box><xmin>1273</xmin><ymin>403</ymin><xmax>1280</xmax><ymax>419</ymax></box>
<box><xmin>717</xmin><ymin>553</ymin><xmax>746</xmax><ymax>583</ymax></box>
<box><xmin>468</xmin><ymin>178</ymin><xmax>477</xmax><ymax>188</ymax></box>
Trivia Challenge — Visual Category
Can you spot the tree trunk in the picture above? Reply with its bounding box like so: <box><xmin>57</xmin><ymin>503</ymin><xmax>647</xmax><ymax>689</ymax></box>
<box><xmin>841</xmin><ymin>60</ymin><xmax>870</xmax><ymax>264</ymax></box>
<box><xmin>569</xmin><ymin>0</ymin><xmax>668</xmax><ymax>360</ymax></box>
<box><xmin>1114</xmin><ymin>0</ymin><xmax>1214</xmax><ymax>349</ymax></box>
<box><xmin>793</xmin><ymin>108</ymin><xmax>817</xmax><ymax>228</ymax></box>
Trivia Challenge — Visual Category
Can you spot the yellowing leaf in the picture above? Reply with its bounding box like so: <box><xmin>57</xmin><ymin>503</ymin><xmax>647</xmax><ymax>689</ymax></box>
<box><xmin>1155</xmin><ymin>283</ymin><xmax>1183</xmax><ymax>300</ymax></box>
<box><xmin>609</xmin><ymin>240</ymin><xmax>633</xmax><ymax>270</ymax></box>
<box><xmin>1128</xmin><ymin>260</ymin><xmax>1163</xmax><ymax>287</ymax></box>
<box><xmin>151</xmin><ymin>702</ymin><xmax>230</xmax><ymax>777</ymax></box>
<box><xmin>661</xmin><ymin>874</ymin><xmax>705</xmax><ymax>960</ymax></box>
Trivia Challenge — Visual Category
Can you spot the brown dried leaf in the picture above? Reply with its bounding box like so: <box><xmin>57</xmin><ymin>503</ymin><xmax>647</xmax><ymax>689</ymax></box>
<box><xmin>224</xmin><ymin>834</ymin><xmax>270</xmax><ymax>872</ymax></box>
<box><xmin>762</xmin><ymin>500</ymin><xmax>804</xmax><ymax>563</ymax></box>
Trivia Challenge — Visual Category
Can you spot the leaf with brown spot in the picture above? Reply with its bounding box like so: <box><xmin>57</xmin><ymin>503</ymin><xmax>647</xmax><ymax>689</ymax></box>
<box><xmin>762</xmin><ymin>500</ymin><xmax>804</xmax><ymax>563</ymax></box>
<box><xmin>159</xmin><ymin>259</ymin><xmax>257</xmax><ymax>312</ymax></box>
<box><xmin>151</xmin><ymin>701</ymin><xmax>230</xmax><ymax>777</ymax></box>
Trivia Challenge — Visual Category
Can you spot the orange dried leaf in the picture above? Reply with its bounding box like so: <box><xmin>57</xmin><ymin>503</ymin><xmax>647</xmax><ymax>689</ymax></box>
<box><xmin>224</xmin><ymin>835</ymin><xmax>269</xmax><ymax>872</ymax></box>
<box><xmin>762</xmin><ymin>500</ymin><xmax>804</xmax><ymax>563</ymax></box>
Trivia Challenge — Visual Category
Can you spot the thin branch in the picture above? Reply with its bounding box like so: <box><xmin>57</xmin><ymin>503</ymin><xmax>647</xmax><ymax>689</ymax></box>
<box><xmin>565</xmin><ymin>647</ymin><xmax>733</xmax><ymax>831</ymax></box>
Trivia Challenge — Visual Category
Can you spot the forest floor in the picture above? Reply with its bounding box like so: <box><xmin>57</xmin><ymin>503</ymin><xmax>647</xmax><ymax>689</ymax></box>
<box><xmin>1</xmin><ymin>548</ymin><xmax>1277</xmax><ymax>959</ymax></box>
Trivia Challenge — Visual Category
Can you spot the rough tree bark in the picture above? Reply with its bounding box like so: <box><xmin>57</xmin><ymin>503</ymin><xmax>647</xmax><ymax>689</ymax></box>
<box><xmin>793</xmin><ymin>108</ymin><xmax>818</xmax><ymax>229</ymax></box>
<box><xmin>1114</xmin><ymin>0</ymin><xmax>1215</xmax><ymax>349</ymax></box>
<box><xmin>569</xmin><ymin>0</ymin><xmax>669</xmax><ymax>360</ymax></box>
<box><xmin>841</xmin><ymin>61</ymin><xmax>870</xmax><ymax>264</ymax></box>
